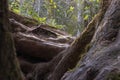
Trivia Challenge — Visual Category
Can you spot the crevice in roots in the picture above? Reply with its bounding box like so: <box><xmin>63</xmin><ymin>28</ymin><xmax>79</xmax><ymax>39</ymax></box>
<box><xmin>86</xmin><ymin>68</ymin><xmax>99</xmax><ymax>80</ymax></box>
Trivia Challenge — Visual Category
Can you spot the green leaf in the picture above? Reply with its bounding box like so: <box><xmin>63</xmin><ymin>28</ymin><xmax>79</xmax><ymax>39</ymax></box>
<box><xmin>84</xmin><ymin>15</ymin><xmax>89</xmax><ymax>20</ymax></box>
<box><xmin>13</xmin><ymin>9</ymin><xmax>20</xmax><ymax>14</ymax></box>
<box><xmin>69</xmin><ymin>6</ymin><xmax>74</xmax><ymax>11</ymax></box>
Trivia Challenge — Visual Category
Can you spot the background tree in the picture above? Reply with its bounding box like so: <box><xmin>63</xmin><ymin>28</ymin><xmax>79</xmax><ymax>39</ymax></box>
<box><xmin>9</xmin><ymin>0</ymin><xmax>100</xmax><ymax>35</ymax></box>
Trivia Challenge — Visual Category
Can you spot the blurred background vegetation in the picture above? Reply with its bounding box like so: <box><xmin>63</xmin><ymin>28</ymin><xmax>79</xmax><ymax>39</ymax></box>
<box><xmin>9</xmin><ymin>0</ymin><xmax>100</xmax><ymax>36</ymax></box>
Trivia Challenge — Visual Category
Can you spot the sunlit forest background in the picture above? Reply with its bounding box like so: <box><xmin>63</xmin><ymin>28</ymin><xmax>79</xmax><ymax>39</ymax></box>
<box><xmin>9</xmin><ymin>0</ymin><xmax>100</xmax><ymax>35</ymax></box>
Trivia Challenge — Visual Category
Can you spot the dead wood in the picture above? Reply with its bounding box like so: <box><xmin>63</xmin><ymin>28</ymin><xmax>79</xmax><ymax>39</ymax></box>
<box><xmin>14</xmin><ymin>32</ymin><xmax>68</xmax><ymax>61</ymax></box>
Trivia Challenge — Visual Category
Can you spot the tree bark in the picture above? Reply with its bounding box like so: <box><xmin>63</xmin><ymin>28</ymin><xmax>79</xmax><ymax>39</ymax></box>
<box><xmin>0</xmin><ymin>0</ymin><xmax>24</xmax><ymax>80</ymax></box>
<box><xmin>61</xmin><ymin>0</ymin><xmax>120</xmax><ymax>80</ymax></box>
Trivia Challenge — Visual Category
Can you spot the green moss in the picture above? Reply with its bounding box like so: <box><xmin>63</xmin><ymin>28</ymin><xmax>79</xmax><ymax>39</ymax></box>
<box><xmin>23</xmin><ymin>18</ymin><xmax>39</xmax><ymax>25</ymax></box>
<box><xmin>107</xmin><ymin>73</ymin><xmax>120</xmax><ymax>80</ymax></box>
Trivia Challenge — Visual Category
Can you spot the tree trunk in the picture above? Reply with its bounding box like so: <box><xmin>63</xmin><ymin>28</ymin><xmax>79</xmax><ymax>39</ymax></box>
<box><xmin>0</xmin><ymin>0</ymin><xmax>24</xmax><ymax>80</ymax></box>
<box><xmin>61</xmin><ymin>0</ymin><xmax>120</xmax><ymax>80</ymax></box>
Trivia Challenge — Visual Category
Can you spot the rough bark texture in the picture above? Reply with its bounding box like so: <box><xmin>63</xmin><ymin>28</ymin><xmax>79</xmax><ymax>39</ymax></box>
<box><xmin>0</xmin><ymin>0</ymin><xmax>24</xmax><ymax>80</ymax></box>
<box><xmin>61</xmin><ymin>0</ymin><xmax>120</xmax><ymax>80</ymax></box>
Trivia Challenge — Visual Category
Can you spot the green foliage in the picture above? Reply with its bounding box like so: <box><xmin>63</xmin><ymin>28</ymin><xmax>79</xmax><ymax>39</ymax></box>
<box><xmin>9</xmin><ymin>0</ymin><xmax>45</xmax><ymax>24</ymax></box>
<box><xmin>46</xmin><ymin>19</ymin><xmax>64</xmax><ymax>29</ymax></box>
<box><xmin>83</xmin><ymin>0</ymin><xmax>100</xmax><ymax>25</ymax></box>
<box><xmin>9</xmin><ymin>0</ymin><xmax>20</xmax><ymax>13</ymax></box>
<box><xmin>9</xmin><ymin>0</ymin><xmax>100</xmax><ymax>35</ymax></box>
<box><xmin>84</xmin><ymin>15</ymin><xmax>89</xmax><ymax>20</ymax></box>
